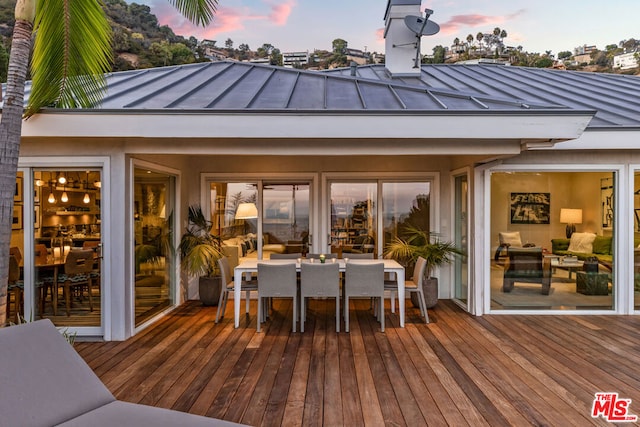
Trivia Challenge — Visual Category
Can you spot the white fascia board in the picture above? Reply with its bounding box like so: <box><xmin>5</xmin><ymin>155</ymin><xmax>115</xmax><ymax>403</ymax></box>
<box><xmin>19</xmin><ymin>111</ymin><xmax>593</xmax><ymax>141</ymax></box>
<box><xmin>544</xmin><ymin>129</ymin><xmax>640</xmax><ymax>150</ymax></box>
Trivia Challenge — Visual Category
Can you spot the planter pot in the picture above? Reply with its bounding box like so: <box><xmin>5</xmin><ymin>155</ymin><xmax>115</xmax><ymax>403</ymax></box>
<box><xmin>199</xmin><ymin>276</ymin><xmax>222</xmax><ymax>306</ymax></box>
<box><xmin>412</xmin><ymin>277</ymin><xmax>438</xmax><ymax>309</ymax></box>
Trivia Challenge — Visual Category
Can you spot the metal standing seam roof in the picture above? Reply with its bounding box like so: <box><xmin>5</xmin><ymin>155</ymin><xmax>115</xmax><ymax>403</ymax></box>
<box><xmin>326</xmin><ymin>63</ymin><xmax>640</xmax><ymax>129</ymax></box>
<box><xmin>70</xmin><ymin>61</ymin><xmax>566</xmax><ymax>113</ymax></box>
<box><xmin>5</xmin><ymin>60</ymin><xmax>630</xmax><ymax>125</ymax></box>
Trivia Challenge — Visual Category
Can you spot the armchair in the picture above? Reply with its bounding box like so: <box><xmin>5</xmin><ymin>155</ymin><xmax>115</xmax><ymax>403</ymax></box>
<box><xmin>503</xmin><ymin>247</ymin><xmax>552</xmax><ymax>295</ymax></box>
<box><xmin>494</xmin><ymin>231</ymin><xmax>523</xmax><ymax>261</ymax></box>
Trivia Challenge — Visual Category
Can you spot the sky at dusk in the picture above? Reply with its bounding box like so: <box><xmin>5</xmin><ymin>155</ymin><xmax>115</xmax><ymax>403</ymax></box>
<box><xmin>131</xmin><ymin>0</ymin><xmax>638</xmax><ymax>55</ymax></box>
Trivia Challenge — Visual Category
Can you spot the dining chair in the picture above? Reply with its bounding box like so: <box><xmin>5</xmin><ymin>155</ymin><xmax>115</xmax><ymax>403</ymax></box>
<box><xmin>57</xmin><ymin>250</ymin><xmax>96</xmax><ymax>316</ymax></box>
<box><xmin>384</xmin><ymin>256</ymin><xmax>429</xmax><ymax>323</ymax></box>
<box><xmin>270</xmin><ymin>253</ymin><xmax>302</xmax><ymax>259</ymax></box>
<box><xmin>257</xmin><ymin>262</ymin><xmax>298</xmax><ymax>332</ymax></box>
<box><xmin>344</xmin><ymin>262</ymin><xmax>385</xmax><ymax>332</ymax></box>
<box><xmin>216</xmin><ymin>256</ymin><xmax>258</xmax><ymax>323</ymax></box>
<box><xmin>9</xmin><ymin>246</ymin><xmax>22</xmax><ymax>266</ymax></box>
<box><xmin>7</xmin><ymin>255</ymin><xmax>23</xmax><ymax>323</ymax></box>
<box><xmin>300</xmin><ymin>262</ymin><xmax>340</xmax><ymax>332</ymax></box>
<box><xmin>34</xmin><ymin>244</ymin><xmax>48</xmax><ymax>264</ymax></box>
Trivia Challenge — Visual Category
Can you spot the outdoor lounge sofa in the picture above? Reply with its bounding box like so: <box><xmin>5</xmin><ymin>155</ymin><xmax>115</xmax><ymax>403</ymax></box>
<box><xmin>0</xmin><ymin>319</ymin><xmax>244</xmax><ymax>427</ymax></box>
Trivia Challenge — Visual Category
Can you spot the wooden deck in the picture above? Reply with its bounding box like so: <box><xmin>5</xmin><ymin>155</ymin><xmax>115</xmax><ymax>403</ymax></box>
<box><xmin>76</xmin><ymin>299</ymin><xmax>640</xmax><ymax>426</ymax></box>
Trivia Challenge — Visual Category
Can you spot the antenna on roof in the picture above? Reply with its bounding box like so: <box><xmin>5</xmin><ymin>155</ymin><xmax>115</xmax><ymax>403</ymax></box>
<box><xmin>404</xmin><ymin>9</ymin><xmax>440</xmax><ymax>68</ymax></box>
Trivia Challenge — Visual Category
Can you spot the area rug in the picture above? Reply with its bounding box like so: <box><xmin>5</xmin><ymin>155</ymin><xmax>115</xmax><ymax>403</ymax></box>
<box><xmin>490</xmin><ymin>265</ymin><xmax>612</xmax><ymax>309</ymax></box>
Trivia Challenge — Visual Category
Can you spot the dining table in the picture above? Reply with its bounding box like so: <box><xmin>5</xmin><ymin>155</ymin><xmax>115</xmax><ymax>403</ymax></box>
<box><xmin>233</xmin><ymin>258</ymin><xmax>406</xmax><ymax>328</ymax></box>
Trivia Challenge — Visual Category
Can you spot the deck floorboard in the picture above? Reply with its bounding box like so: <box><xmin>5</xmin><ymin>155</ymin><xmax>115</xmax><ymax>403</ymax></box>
<box><xmin>77</xmin><ymin>299</ymin><xmax>635</xmax><ymax>426</ymax></box>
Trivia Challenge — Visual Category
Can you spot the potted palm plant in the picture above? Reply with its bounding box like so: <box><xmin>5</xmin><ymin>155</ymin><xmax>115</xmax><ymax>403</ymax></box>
<box><xmin>179</xmin><ymin>205</ymin><xmax>223</xmax><ymax>306</ymax></box>
<box><xmin>385</xmin><ymin>225</ymin><xmax>463</xmax><ymax>308</ymax></box>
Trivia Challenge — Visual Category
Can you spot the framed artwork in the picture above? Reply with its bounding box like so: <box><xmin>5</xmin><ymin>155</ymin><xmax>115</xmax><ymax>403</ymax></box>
<box><xmin>14</xmin><ymin>176</ymin><xmax>23</xmax><ymax>202</ymax></box>
<box><xmin>34</xmin><ymin>205</ymin><xmax>40</xmax><ymax>229</ymax></box>
<box><xmin>510</xmin><ymin>193</ymin><xmax>550</xmax><ymax>224</ymax></box>
<box><xmin>12</xmin><ymin>205</ymin><xmax>22</xmax><ymax>230</ymax></box>
<box><xmin>601</xmin><ymin>177</ymin><xmax>614</xmax><ymax>229</ymax></box>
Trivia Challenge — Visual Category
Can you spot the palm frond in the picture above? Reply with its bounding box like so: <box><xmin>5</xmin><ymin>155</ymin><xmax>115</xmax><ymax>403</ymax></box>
<box><xmin>168</xmin><ymin>0</ymin><xmax>218</xmax><ymax>27</ymax></box>
<box><xmin>26</xmin><ymin>0</ymin><xmax>112</xmax><ymax>116</ymax></box>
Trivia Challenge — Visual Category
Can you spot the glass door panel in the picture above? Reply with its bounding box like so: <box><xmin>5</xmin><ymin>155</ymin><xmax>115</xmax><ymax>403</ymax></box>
<box><xmin>330</xmin><ymin>182</ymin><xmax>377</xmax><ymax>257</ymax></box>
<box><xmin>382</xmin><ymin>182</ymin><xmax>431</xmax><ymax>251</ymax></box>
<box><xmin>635</xmin><ymin>172</ymin><xmax>640</xmax><ymax>310</ymax></box>
<box><xmin>34</xmin><ymin>169</ymin><xmax>102</xmax><ymax>326</ymax></box>
<box><xmin>210</xmin><ymin>182</ymin><xmax>258</xmax><ymax>260</ymax></box>
<box><xmin>134</xmin><ymin>168</ymin><xmax>175</xmax><ymax>326</ymax></box>
<box><xmin>263</xmin><ymin>183</ymin><xmax>310</xmax><ymax>257</ymax></box>
<box><xmin>454</xmin><ymin>175</ymin><xmax>469</xmax><ymax>305</ymax></box>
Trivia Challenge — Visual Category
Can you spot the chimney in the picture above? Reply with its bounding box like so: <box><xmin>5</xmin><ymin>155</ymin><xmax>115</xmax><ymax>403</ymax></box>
<box><xmin>383</xmin><ymin>0</ymin><xmax>422</xmax><ymax>77</ymax></box>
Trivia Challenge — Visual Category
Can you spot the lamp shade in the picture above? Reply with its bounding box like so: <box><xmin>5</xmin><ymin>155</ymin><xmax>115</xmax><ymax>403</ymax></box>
<box><xmin>560</xmin><ymin>208</ymin><xmax>582</xmax><ymax>224</ymax></box>
<box><xmin>235</xmin><ymin>202</ymin><xmax>258</xmax><ymax>219</ymax></box>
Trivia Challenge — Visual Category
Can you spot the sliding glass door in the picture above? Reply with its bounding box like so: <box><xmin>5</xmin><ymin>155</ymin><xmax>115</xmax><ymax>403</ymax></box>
<box><xmin>133</xmin><ymin>168</ymin><xmax>176</xmax><ymax>326</ymax></box>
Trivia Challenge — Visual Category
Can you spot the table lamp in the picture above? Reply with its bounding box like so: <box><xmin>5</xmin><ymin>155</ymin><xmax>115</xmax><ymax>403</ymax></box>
<box><xmin>560</xmin><ymin>208</ymin><xmax>582</xmax><ymax>238</ymax></box>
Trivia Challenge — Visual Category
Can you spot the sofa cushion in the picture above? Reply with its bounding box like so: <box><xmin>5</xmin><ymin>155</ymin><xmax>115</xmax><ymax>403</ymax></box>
<box><xmin>56</xmin><ymin>401</ymin><xmax>244</xmax><ymax>427</ymax></box>
<box><xmin>0</xmin><ymin>320</ymin><xmax>115</xmax><ymax>427</ymax></box>
<box><xmin>499</xmin><ymin>231</ymin><xmax>522</xmax><ymax>247</ymax></box>
<box><xmin>567</xmin><ymin>232</ymin><xmax>596</xmax><ymax>253</ymax></box>
<box><xmin>592</xmin><ymin>236</ymin><xmax>612</xmax><ymax>255</ymax></box>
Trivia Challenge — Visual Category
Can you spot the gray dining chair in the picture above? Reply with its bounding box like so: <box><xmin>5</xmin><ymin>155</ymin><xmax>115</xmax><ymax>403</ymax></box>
<box><xmin>384</xmin><ymin>256</ymin><xmax>429</xmax><ymax>323</ymax></box>
<box><xmin>257</xmin><ymin>262</ymin><xmax>298</xmax><ymax>332</ymax></box>
<box><xmin>216</xmin><ymin>256</ymin><xmax>258</xmax><ymax>323</ymax></box>
<box><xmin>270</xmin><ymin>253</ymin><xmax>302</xmax><ymax>259</ymax></box>
<box><xmin>344</xmin><ymin>262</ymin><xmax>385</xmax><ymax>332</ymax></box>
<box><xmin>300</xmin><ymin>262</ymin><xmax>341</xmax><ymax>332</ymax></box>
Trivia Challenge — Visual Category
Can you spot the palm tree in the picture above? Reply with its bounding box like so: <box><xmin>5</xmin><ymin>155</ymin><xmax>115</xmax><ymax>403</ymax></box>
<box><xmin>0</xmin><ymin>0</ymin><xmax>218</xmax><ymax>326</ymax></box>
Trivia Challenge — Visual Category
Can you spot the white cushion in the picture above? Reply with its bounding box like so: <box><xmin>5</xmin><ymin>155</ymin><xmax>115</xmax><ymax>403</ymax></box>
<box><xmin>567</xmin><ymin>232</ymin><xmax>597</xmax><ymax>253</ymax></box>
<box><xmin>499</xmin><ymin>231</ymin><xmax>522</xmax><ymax>247</ymax></box>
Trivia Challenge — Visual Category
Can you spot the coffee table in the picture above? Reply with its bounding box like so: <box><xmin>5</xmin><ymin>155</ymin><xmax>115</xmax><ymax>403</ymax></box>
<box><xmin>550</xmin><ymin>258</ymin><xmax>584</xmax><ymax>279</ymax></box>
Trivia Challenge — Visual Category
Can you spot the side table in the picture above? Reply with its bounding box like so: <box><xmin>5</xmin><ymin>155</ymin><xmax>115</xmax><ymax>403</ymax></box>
<box><xmin>576</xmin><ymin>271</ymin><xmax>610</xmax><ymax>295</ymax></box>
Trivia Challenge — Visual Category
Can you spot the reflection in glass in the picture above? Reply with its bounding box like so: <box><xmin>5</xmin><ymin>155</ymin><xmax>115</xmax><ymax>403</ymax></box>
<box><xmin>330</xmin><ymin>183</ymin><xmax>377</xmax><ymax>257</ymax></box>
<box><xmin>262</xmin><ymin>183</ymin><xmax>309</xmax><ymax>257</ymax></box>
<box><xmin>382</xmin><ymin>182</ymin><xmax>431</xmax><ymax>252</ymax></box>
<box><xmin>454</xmin><ymin>175</ymin><xmax>468</xmax><ymax>305</ymax></box>
<box><xmin>134</xmin><ymin>169</ymin><xmax>174</xmax><ymax>326</ymax></box>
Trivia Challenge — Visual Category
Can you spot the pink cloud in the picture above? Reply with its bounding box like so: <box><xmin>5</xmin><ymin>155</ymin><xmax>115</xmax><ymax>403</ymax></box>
<box><xmin>267</xmin><ymin>0</ymin><xmax>295</xmax><ymax>26</ymax></box>
<box><xmin>439</xmin><ymin>9</ymin><xmax>525</xmax><ymax>36</ymax></box>
<box><xmin>150</xmin><ymin>1</ymin><xmax>296</xmax><ymax>40</ymax></box>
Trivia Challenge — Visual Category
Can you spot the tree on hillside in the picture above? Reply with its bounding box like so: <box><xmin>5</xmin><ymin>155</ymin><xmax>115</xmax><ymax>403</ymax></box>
<box><xmin>0</xmin><ymin>0</ymin><xmax>218</xmax><ymax>326</ymax></box>
<box><xmin>257</xmin><ymin>43</ymin><xmax>274</xmax><ymax>58</ymax></box>
<box><xmin>332</xmin><ymin>38</ymin><xmax>347</xmax><ymax>54</ymax></box>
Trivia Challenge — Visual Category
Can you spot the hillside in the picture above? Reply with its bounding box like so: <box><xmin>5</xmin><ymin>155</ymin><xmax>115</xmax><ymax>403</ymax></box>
<box><xmin>0</xmin><ymin>1</ymin><xmax>637</xmax><ymax>81</ymax></box>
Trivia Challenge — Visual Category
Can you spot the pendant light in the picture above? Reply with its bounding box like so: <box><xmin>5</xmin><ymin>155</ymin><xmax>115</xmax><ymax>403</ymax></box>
<box><xmin>48</xmin><ymin>183</ymin><xmax>56</xmax><ymax>203</ymax></box>
<box><xmin>83</xmin><ymin>172</ymin><xmax>91</xmax><ymax>203</ymax></box>
<box><xmin>61</xmin><ymin>185</ymin><xmax>69</xmax><ymax>203</ymax></box>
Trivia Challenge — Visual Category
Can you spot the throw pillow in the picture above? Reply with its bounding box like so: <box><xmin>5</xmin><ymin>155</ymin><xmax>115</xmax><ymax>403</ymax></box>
<box><xmin>499</xmin><ymin>231</ymin><xmax>522</xmax><ymax>247</ymax></box>
<box><xmin>567</xmin><ymin>232</ymin><xmax>597</xmax><ymax>253</ymax></box>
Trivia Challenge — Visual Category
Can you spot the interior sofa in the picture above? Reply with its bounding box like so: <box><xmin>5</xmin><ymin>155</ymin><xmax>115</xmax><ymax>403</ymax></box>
<box><xmin>551</xmin><ymin>235</ymin><xmax>614</xmax><ymax>269</ymax></box>
<box><xmin>552</xmin><ymin>234</ymin><xmax>640</xmax><ymax>271</ymax></box>
<box><xmin>0</xmin><ymin>319</ymin><xmax>245</xmax><ymax>427</ymax></box>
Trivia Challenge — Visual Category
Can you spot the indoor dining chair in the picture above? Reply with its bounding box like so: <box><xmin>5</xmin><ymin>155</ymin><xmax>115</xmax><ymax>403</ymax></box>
<box><xmin>216</xmin><ymin>256</ymin><xmax>258</xmax><ymax>323</ymax></box>
<box><xmin>57</xmin><ymin>250</ymin><xmax>96</xmax><ymax>317</ymax></box>
<box><xmin>257</xmin><ymin>262</ymin><xmax>298</xmax><ymax>332</ymax></box>
<box><xmin>384</xmin><ymin>256</ymin><xmax>429</xmax><ymax>323</ymax></box>
<box><xmin>344</xmin><ymin>262</ymin><xmax>385</xmax><ymax>332</ymax></box>
<box><xmin>300</xmin><ymin>262</ymin><xmax>341</xmax><ymax>332</ymax></box>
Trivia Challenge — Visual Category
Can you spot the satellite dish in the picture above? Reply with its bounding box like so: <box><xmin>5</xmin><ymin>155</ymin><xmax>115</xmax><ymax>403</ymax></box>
<box><xmin>404</xmin><ymin>15</ymin><xmax>440</xmax><ymax>36</ymax></box>
<box><xmin>403</xmin><ymin>9</ymin><xmax>440</xmax><ymax>68</ymax></box>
